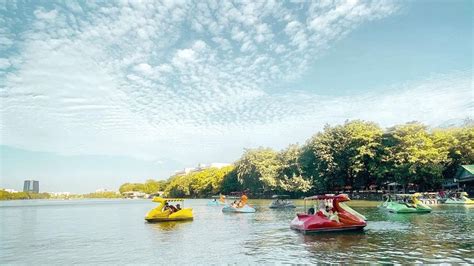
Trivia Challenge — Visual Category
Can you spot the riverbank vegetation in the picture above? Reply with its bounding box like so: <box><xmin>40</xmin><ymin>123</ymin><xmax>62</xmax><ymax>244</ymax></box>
<box><xmin>0</xmin><ymin>190</ymin><xmax>123</xmax><ymax>200</ymax></box>
<box><xmin>119</xmin><ymin>180</ymin><xmax>167</xmax><ymax>194</ymax></box>
<box><xmin>0</xmin><ymin>190</ymin><xmax>51</xmax><ymax>200</ymax></box>
<box><xmin>80</xmin><ymin>191</ymin><xmax>122</xmax><ymax>199</ymax></box>
<box><xmin>120</xmin><ymin>120</ymin><xmax>473</xmax><ymax>198</ymax></box>
<box><xmin>164</xmin><ymin>166</ymin><xmax>235</xmax><ymax>197</ymax></box>
<box><xmin>2</xmin><ymin>120</ymin><xmax>471</xmax><ymax>201</ymax></box>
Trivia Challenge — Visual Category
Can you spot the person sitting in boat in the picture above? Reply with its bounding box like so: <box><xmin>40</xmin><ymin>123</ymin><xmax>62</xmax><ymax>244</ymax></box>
<box><xmin>330</xmin><ymin>212</ymin><xmax>340</xmax><ymax>223</ymax></box>
<box><xmin>323</xmin><ymin>205</ymin><xmax>335</xmax><ymax>217</ymax></box>
<box><xmin>316</xmin><ymin>202</ymin><xmax>327</xmax><ymax>217</ymax></box>
<box><xmin>307</xmin><ymin>207</ymin><xmax>315</xmax><ymax>215</ymax></box>
<box><xmin>168</xmin><ymin>204</ymin><xmax>178</xmax><ymax>213</ymax></box>
<box><xmin>176</xmin><ymin>204</ymin><xmax>181</xmax><ymax>211</ymax></box>
<box><xmin>405</xmin><ymin>198</ymin><xmax>416</xmax><ymax>208</ymax></box>
<box><xmin>239</xmin><ymin>195</ymin><xmax>248</xmax><ymax>208</ymax></box>
<box><xmin>163</xmin><ymin>202</ymin><xmax>170</xmax><ymax>212</ymax></box>
<box><xmin>329</xmin><ymin>207</ymin><xmax>340</xmax><ymax>223</ymax></box>
<box><xmin>231</xmin><ymin>200</ymin><xmax>239</xmax><ymax>208</ymax></box>
<box><xmin>439</xmin><ymin>190</ymin><xmax>446</xmax><ymax>198</ymax></box>
<box><xmin>325</xmin><ymin>205</ymin><xmax>331</xmax><ymax>214</ymax></box>
<box><xmin>322</xmin><ymin>205</ymin><xmax>340</xmax><ymax>223</ymax></box>
<box><xmin>219</xmin><ymin>195</ymin><xmax>226</xmax><ymax>203</ymax></box>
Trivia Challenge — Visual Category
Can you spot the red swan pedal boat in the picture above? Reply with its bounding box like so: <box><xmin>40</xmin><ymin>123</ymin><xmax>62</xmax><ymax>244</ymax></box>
<box><xmin>290</xmin><ymin>194</ymin><xmax>367</xmax><ymax>233</ymax></box>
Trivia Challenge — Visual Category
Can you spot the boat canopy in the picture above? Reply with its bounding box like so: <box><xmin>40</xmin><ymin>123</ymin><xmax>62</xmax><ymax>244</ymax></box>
<box><xmin>152</xmin><ymin>197</ymin><xmax>186</xmax><ymax>203</ymax></box>
<box><xmin>393</xmin><ymin>194</ymin><xmax>419</xmax><ymax>197</ymax></box>
<box><xmin>272</xmin><ymin>194</ymin><xmax>291</xmax><ymax>199</ymax></box>
<box><xmin>304</xmin><ymin>194</ymin><xmax>345</xmax><ymax>200</ymax></box>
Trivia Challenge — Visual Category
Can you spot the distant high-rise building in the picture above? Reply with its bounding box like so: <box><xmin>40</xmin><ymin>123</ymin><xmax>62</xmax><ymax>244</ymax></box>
<box><xmin>23</xmin><ymin>180</ymin><xmax>39</xmax><ymax>193</ymax></box>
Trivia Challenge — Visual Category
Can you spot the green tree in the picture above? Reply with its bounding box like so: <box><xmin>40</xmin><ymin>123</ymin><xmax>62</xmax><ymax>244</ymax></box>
<box><xmin>382</xmin><ymin>122</ymin><xmax>448</xmax><ymax>190</ymax></box>
<box><xmin>116</xmin><ymin>120</ymin><xmax>473</xmax><ymax>198</ymax></box>
<box><xmin>82</xmin><ymin>191</ymin><xmax>122</xmax><ymax>199</ymax></box>
<box><xmin>0</xmin><ymin>190</ymin><xmax>51</xmax><ymax>200</ymax></box>
<box><xmin>277</xmin><ymin>144</ymin><xmax>312</xmax><ymax>193</ymax></box>
<box><xmin>344</xmin><ymin>120</ymin><xmax>384</xmax><ymax>189</ymax></box>
<box><xmin>119</xmin><ymin>183</ymin><xmax>145</xmax><ymax>194</ymax></box>
<box><xmin>221</xmin><ymin>169</ymin><xmax>242</xmax><ymax>194</ymax></box>
<box><xmin>303</xmin><ymin>120</ymin><xmax>382</xmax><ymax>191</ymax></box>
<box><xmin>142</xmin><ymin>179</ymin><xmax>167</xmax><ymax>194</ymax></box>
<box><xmin>164</xmin><ymin>166</ymin><xmax>234</xmax><ymax>198</ymax></box>
<box><xmin>234</xmin><ymin>148</ymin><xmax>281</xmax><ymax>193</ymax></box>
<box><xmin>441</xmin><ymin>126</ymin><xmax>474</xmax><ymax>178</ymax></box>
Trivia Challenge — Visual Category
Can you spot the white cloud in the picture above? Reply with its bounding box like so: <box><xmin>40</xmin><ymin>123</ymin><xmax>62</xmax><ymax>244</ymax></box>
<box><xmin>173</xmin><ymin>49</ymin><xmax>197</xmax><ymax>66</ymax></box>
<box><xmin>192</xmin><ymin>40</ymin><xmax>207</xmax><ymax>51</ymax></box>
<box><xmin>34</xmin><ymin>9</ymin><xmax>58</xmax><ymax>20</ymax></box>
<box><xmin>0</xmin><ymin>58</ymin><xmax>11</xmax><ymax>69</ymax></box>
<box><xmin>133</xmin><ymin>63</ymin><xmax>153</xmax><ymax>75</ymax></box>
<box><xmin>3</xmin><ymin>0</ymin><xmax>467</xmax><ymax>170</ymax></box>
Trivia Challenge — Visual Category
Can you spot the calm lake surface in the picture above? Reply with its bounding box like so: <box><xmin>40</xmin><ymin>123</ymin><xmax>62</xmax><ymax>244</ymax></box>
<box><xmin>1</xmin><ymin>199</ymin><xmax>473</xmax><ymax>264</ymax></box>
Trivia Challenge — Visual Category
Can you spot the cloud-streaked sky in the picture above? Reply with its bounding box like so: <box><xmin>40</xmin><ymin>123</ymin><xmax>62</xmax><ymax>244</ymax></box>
<box><xmin>1</xmin><ymin>0</ymin><xmax>472</xmax><ymax>193</ymax></box>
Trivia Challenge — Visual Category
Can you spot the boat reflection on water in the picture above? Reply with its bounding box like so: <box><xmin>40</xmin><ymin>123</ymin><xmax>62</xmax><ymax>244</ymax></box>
<box><xmin>148</xmin><ymin>220</ymin><xmax>193</xmax><ymax>231</ymax></box>
<box><xmin>301</xmin><ymin>231</ymin><xmax>368</xmax><ymax>257</ymax></box>
<box><xmin>381</xmin><ymin>210</ymin><xmax>431</xmax><ymax>223</ymax></box>
<box><xmin>2</xmin><ymin>199</ymin><xmax>472</xmax><ymax>264</ymax></box>
<box><xmin>461</xmin><ymin>204</ymin><xmax>474</xmax><ymax>210</ymax></box>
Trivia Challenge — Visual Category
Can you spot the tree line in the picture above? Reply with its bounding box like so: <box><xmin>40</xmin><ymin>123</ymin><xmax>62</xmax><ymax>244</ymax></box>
<box><xmin>117</xmin><ymin>120</ymin><xmax>473</xmax><ymax>198</ymax></box>
<box><xmin>0</xmin><ymin>190</ymin><xmax>52</xmax><ymax>200</ymax></box>
<box><xmin>0</xmin><ymin>190</ymin><xmax>125</xmax><ymax>200</ymax></box>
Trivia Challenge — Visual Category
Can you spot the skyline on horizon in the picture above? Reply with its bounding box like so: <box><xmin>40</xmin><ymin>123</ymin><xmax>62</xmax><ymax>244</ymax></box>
<box><xmin>1</xmin><ymin>0</ymin><xmax>472</xmax><ymax>193</ymax></box>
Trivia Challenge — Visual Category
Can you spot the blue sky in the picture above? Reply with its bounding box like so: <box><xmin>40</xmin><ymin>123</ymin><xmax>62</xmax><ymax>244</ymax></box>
<box><xmin>0</xmin><ymin>0</ymin><xmax>472</xmax><ymax>193</ymax></box>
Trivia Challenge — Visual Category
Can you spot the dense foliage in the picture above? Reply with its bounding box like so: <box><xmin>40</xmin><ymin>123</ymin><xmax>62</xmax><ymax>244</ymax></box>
<box><xmin>0</xmin><ymin>190</ymin><xmax>51</xmax><ymax>200</ymax></box>
<box><xmin>81</xmin><ymin>191</ymin><xmax>122</xmax><ymax>199</ymax></box>
<box><xmin>117</xmin><ymin>120</ymin><xmax>474</xmax><ymax>198</ymax></box>
<box><xmin>119</xmin><ymin>179</ymin><xmax>167</xmax><ymax>194</ymax></box>
<box><xmin>0</xmin><ymin>190</ymin><xmax>124</xmax><ymax>200</ymax></box>
<box><xmin>299</xmin><ymin>121</ymin><xmax>473</xmax><ymax>193</ymax></box>
<box><xmin>2</xmin><ymin>120</ymin><xmax>471</xmax><ymax>201</ymax></box>
<box><xmin>164</xmin><ymin>166</ymin><xmax>234</xmax><ymax>197</ymax></box>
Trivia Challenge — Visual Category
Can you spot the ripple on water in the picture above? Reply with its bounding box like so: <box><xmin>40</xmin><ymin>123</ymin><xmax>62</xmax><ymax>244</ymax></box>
<box><xmin>1</xmin><ymin>199</ymin><xmax>473</xmax><ymax>264</ymax></box>
<box><xmin>365</xmin><ymin>221</ymin><xmax>410</xmax><ymax>232</ymax></box>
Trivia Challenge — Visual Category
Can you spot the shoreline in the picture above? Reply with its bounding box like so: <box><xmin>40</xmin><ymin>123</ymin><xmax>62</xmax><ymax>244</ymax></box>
<box><xmin>1</xmin><ymin>197</ymin><xmax>384</xmax><ymax>202</ymax></box>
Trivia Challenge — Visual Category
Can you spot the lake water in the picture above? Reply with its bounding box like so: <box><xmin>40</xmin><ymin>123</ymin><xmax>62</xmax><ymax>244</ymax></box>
<box><xmin>1</xmin><ymin>199</ymin><xmax>473</xmax><ymax>264</ymax></box>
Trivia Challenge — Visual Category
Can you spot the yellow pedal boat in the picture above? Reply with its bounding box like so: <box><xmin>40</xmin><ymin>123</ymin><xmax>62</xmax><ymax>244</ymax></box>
<box><xmin>145</xmin><ymin>197</ymin><xmax>193</xmax><ymax>223</ymax></box>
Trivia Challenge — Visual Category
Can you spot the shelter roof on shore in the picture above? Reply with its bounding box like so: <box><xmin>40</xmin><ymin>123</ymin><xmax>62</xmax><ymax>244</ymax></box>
<box><xmin>456</xmin><ymin>165</ymin><xmax>474</xmax><ymax>182</ymax></box>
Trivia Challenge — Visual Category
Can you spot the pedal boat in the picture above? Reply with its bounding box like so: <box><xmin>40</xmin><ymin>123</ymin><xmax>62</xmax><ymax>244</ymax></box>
<box><xmin>207</xmin><ymin>195</ymin><xmax>227</xmax><ymax>206</ymax></box>
<box><xmin>269</xmin><ymin>195</ymin><xmax>296</xmax><ymax>209</ymax></box>
<box><xmin>379</xmin><ymin>193</ymin><xmax>432</xmax><ymax>213</ymax></box>
<box><xmin>222</xmin><ymin>194</ymin><xmax>256</xmax><ymax>213</ymax></box>
<box><xmin>444</xmin><ymin>192</ymin><xmax>474</xmax><ymax>205</ymax></box>
<box><xmin>418</xmin><ymin>192</ymin><xmax>444</xmax><ymax>205</ymax></box>
<box><xmin>145</xmin><ymin>197</ymin><xmax>193</xmax><ymax>222</ymax></box>
<box><xmin>290</xmin><ymin>194</ymin><xmax>367</xmax><ymax>233</ymax></box>
<box><xmin>222</xmin><ymin>204</ymin><xmax>256</xmax><ymax>213</ymax></box>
